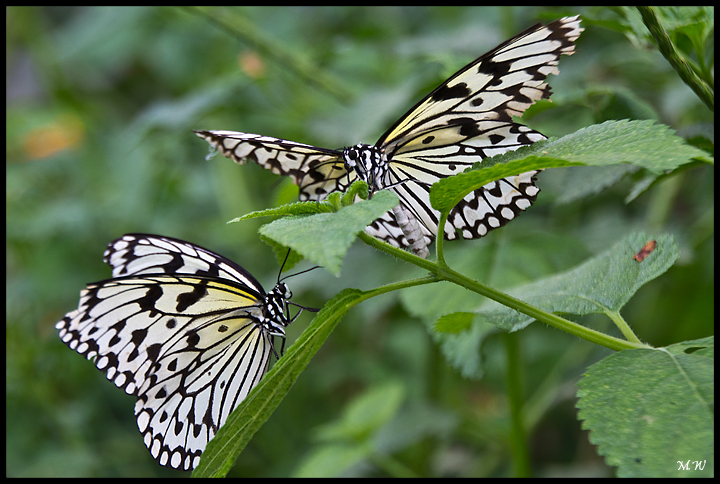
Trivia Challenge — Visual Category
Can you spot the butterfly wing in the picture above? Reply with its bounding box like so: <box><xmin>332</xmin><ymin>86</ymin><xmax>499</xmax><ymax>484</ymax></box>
<box><xmin>56</xmin><ymin>234</ymin><xmax>288</xmax><ymax>471</ymax></box>
<box><xmin>194</xmin><ymin>130</ymin><xmax>353</xmax><ymax>202</ymax></box>
<box><xmin>385</xmin><ymin>169</ymin><xmax>540</xmax><ymax>242</ymax></box>
<box><xmin>378</xmin><ymin>16</ymin><xmax>582</xmax><ymax>153</ymax></box>
<box><xmin>104</xmin><ymin>233</ymin><xmax>267</xmax><ymax>288</ymax></box>
<box><xmin>376</xmin><ymin>16</ymin><xmax>582</xmax><ymax>241</ymax></box>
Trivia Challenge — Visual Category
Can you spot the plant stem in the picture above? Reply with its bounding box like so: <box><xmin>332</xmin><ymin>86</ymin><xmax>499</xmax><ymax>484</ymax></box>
<box><xmin>504</xmin><ymin>332</ymin><xmax>530</xmax><ymax>477</ymax></box>
<box><xmin>606</xmin><ymin>310</ymin><xmax>643</xmax><ymax>345</ymax></box>
<box><xmin>436</xmin><ymin>263</ymin><xmax>647</xmax><ymax>351</ymax></box>
<box><xmin>637</xmin><ymin>6</ymin><xmax>714</xmax><ymax>112</ymax></box>
<box><xmin>359</xmin><ymin>231</ymin><xmax>648</xmax><ymax>352</ymax></box>
<box><xmin>435</xmin><ymin>211</ymin><xmax>449</xmax><ymax>267</ymax></box>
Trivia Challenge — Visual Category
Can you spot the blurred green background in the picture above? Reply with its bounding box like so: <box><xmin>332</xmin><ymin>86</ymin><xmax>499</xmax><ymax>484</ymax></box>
<box><xmin>6</xmin><ymin>6</ymin><xmax>713</xmax><ymax>477</ymax></box>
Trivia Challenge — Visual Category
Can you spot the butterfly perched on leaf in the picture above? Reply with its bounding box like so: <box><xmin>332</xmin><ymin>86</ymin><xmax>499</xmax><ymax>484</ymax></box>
<box><xmin>196</xmin><ymin>16</ymin><xmax>583</xmax><ymax>258</ymax></box>
<box><xmin>56</xmin><ymin>234</ymin><xmax>313</xmax><ymax>471</ymax></box>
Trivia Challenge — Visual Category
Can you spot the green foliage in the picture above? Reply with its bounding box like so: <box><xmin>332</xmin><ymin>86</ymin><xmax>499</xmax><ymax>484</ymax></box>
<box><xmin>465</xmin><ymin>233</ymin><xmax>677</xmax><ymax>330</ymax></box>
<box><xmin>315</xmin><ymin>380</ymin><xmax>406</xmax><ymax>442</ymax></box>
<box><xmin>405</xmin><ymin>233</ymin><xmax>677</xmax><ymax>378</ymax></box>
<box><xmin>215</xmin><ymin>127</ymin><xmax>706</xmax><ymax>473</ymax></box>
<box><xmin>7</xmin><ymin>6</ymin><xmax>712</xmax><ymax>478</ymax></box>
<box><xmin>577</xmin><ymin>336</ymin><xmax>714</xmax><ymax>477</ymax></box>
<box><xmin>433</xmin><ymin>312</ymin><xmax>474</xmax><ymax>334</ymax></box>
<box><xmin>294</xmin><ymin>381</ymin><xmax>456</xmax><ymax>477</ymax></box>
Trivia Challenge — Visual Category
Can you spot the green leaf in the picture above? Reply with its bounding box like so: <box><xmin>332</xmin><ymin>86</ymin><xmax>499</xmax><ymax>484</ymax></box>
<box><xmin>431</xmin><ymin>233</ymin><xmax>678</xmax><ymax>379</ymax></box>
<box><xmin>662</xmin><ymin>336</ymin><xmax>714</xmax><ymax>356</ymax></box>
<box><xmin>433</xmin><ymin>312</ymin><xmax>474</xmax><ymax>334</ymax></box>
<box><xmin>552</xmin><ymin>164</ymin><xmax>640</xmax><ymax>205</ymax></box>
<box><xmin>341</xmin><ymin>179</ymin><xmax>370</xmax><ymax>206</ymax></box>
<box><xmin>470</xmin><ymin>233</ymin><xmax>678</xmax><ymax>331</ymax></box>
<box><xmin>258</xmin><ymin>190</ymin><xmax>399</xmax><ymax>275</ymax></box>
<box><xmin>576</xmin><ymin>338</ymin><xmax>714</xmax><ymax>477</ymax></box>
<box><xmin>431</xmin><ymin>120</ymin><xmax>711</xmax><ymax>213</ymax></box>
<box><xmin>258</xmin><ymin>233</ymin><xmax>304</xmax><ymax>271</ymax></box>
<box><xmin>293</xmin><ymin>443</ymin><xmax>372</xmax><ymax>478</ymax></box>
<box><xmin>435</xmin><ymin>318</ymin><xmax>498</xmax><ymax>379</ymax></box>
<box><xmin>231</xmin><ymin>199</ymin><xmax>332</xmax><ymax>222</ymax></box>
<box><xmin>192</xmin><ymin>288</ymin><xmax>364</xmax><ymax>477</ymax></box>
<box><xmin>314</xmin><ymin>381</ymin><xmax>406</xmax><ymax>442</ymax></box>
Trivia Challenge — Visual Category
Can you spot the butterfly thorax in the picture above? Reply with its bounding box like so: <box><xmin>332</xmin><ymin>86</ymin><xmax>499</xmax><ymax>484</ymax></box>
<box><xmin>263</xmin><ymin>283</ymin><xmax>291</xmax><ymax>335</ymax></box>
<box><xmin>342</xmin><ymin>144</ymin><xmax>389</xmax><ymax>193</ymax></box>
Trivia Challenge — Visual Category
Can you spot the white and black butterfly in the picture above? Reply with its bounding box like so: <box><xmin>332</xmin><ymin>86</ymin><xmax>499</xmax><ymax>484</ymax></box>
<box><xmin>196</xmin><ymin>16</ymin><xmax>582</xmax><ymax>258</ymax></box>
<box><xmin>56</xmin><ymin>234</ymin><xmax>312</xmax><ymax>471</ymax></box>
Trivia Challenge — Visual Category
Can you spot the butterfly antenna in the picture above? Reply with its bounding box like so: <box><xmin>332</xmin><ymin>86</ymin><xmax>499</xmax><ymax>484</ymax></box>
<box><xmin>276</xmin><ymin>248</ymin><xmax>293</xmax><ymax>283</ymax></box>
<box><xmin>279</xmin><ymin>264</ymin><xmax>321</xmax><ymax>283</ymax></box>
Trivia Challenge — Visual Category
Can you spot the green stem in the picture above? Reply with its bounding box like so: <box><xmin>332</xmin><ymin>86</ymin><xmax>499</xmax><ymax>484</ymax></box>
<box><xmin>504</xmin><ymin>332</ymin><xmax>530</xmax><ymax>477</ymax></box>
<box><xmin>434</xmin><ymin>211</ymin><xmax>449</xmax><ymax>267</ymax></box>
<box><xmin>606</xmin><ymin>310</ymin><xmax>643</xmax><ymax>345</ymax></box>
<box><xmin>437</xmin><ymin>263</ymin><xmax>647</xmax><ymax>351</ymax></box>
<box><xmin>359</xmin><ymin>231</ymin><xmax>649</xmax><ymax>352</ymax></box>
<box><xmin>637</xmin><ymin>6</ymin><xmax>714</xmax><ymax>112</ymax></box>
<box><xmin>359</xmin><ymin>275</ymin><xmax>439</xmax><ymax>301</ymax></box>
<box><xmin>359</xmin><ymin>231</ymin><xmax>438</xmax><ymax>273</ymax></box>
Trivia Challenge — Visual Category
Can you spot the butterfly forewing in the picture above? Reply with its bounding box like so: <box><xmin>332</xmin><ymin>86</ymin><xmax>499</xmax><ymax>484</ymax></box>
<box><xmin>56</xmin><ymin>234</ymin><xmax>295</xmax><ymax>471</ymax></box>
<box><xmin>194</xmin><ymin>130</ymin><xmax>350</xmax><ymax>202</ymax></box>
<box><xmin>377</xmin><ymin>16</ymin><xmax>582</xmax><ymax>152</ymax></box>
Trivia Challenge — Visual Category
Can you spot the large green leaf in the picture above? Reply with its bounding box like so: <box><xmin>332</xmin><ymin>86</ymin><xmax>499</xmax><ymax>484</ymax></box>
<box><xmin>430</xmin><ymin>120</ymin><xmax>711</xmax><ymax>213</ymax></box>
<box><xmin>424</xmin><ymin>233</ymin><xmax>678</xmax><ymax>378</ymax></box>
<box><xmin>576</xmin><ymin>336</ymin><xmax>714</xmax><ymax>477</ymax></box>
<box><xmin>472</xmin><ymin>232</ymin><xmax>678</xmax><ymax>331</ymax></box>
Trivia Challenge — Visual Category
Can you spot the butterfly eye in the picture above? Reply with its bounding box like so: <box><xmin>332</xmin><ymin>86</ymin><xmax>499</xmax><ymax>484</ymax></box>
<box><xmin>278</xmin><ymin>282</ymin><xmax>292</xmax><ymax>300</ymax></box>
<box><xmin>343</xmin><ymin>147</ymin><xmax>358</xmax><ymax>167</ymax></box>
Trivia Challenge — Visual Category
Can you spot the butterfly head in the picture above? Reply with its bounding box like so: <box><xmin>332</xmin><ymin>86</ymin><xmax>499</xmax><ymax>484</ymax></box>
<box><xmin>342</xmin><ymin>144</ymin><xmax>387</xmax><ymax>194</ymax></box>
<box><xmin>275</xmin><ymin>281</ymin><xmax>292</xmax><ymax>301</ymax></box>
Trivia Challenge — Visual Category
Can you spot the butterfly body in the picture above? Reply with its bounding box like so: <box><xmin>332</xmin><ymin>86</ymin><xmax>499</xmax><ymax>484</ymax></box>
<box><xmin>342</xmin><ymin>143</ymin><xmax>390</xmax><ymax>194</ymax></box>
<box><xmin>57</xmin><ymin>234</ymin><xmax>304</xmax><ymax>470</ymax></box>
<box><xmin>197</xmin><ymin>16</ymin><xmax>583</xmax><ymax>256</ymax></box>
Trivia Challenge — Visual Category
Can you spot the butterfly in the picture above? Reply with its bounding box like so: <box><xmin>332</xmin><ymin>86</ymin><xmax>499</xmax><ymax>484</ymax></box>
<box><xmin>195</xmin><ymin>16</ymin><xmax>582</xmax><ymax>258</ymax></box>
<box><xmin>56</xmin><ymin>234</ymin><xmax>312</xmax><ymax>470</ymax></box>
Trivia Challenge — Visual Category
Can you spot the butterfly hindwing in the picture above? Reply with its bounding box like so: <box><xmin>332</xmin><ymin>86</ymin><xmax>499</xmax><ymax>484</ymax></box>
<box><xmin>56</xmin><ymin>234</ymin><xmax>292</xmax><ymax>471</ymax></box>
